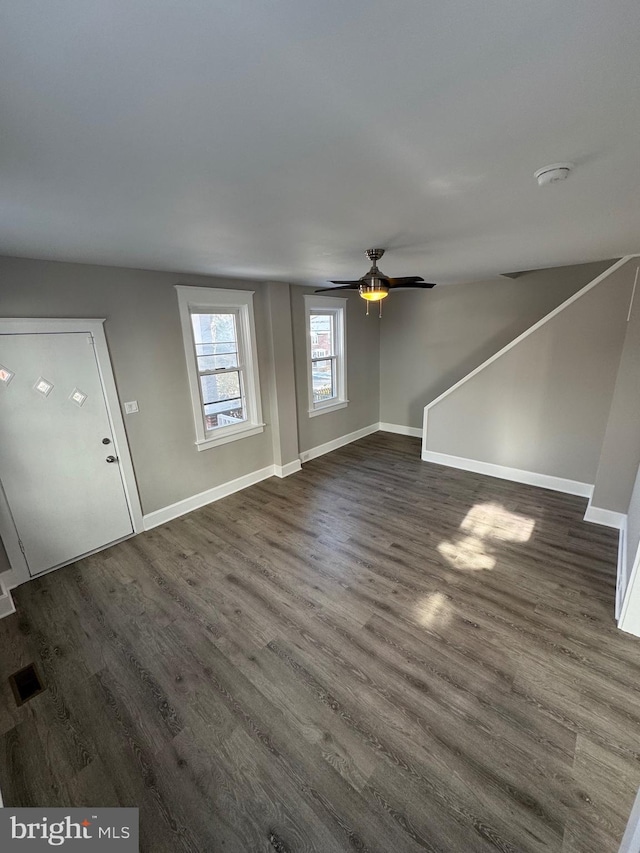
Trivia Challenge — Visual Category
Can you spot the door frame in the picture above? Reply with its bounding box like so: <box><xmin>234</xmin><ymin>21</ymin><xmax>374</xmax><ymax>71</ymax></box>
<box><xmin>0</xmin><ymin>318</ymin><xmax>143</xmax><ymax>587</ymax></box>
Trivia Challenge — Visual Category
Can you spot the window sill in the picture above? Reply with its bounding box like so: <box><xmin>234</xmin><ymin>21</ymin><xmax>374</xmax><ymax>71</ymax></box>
<box><xmin>195</xmin><ymin>423</ymin><xmax>265</xmax><ymax>451</ymax></box>
<box><xmin>308</xmin><ymin>400</ymin><xmax>349</xmax><ymax>418</ymax></box>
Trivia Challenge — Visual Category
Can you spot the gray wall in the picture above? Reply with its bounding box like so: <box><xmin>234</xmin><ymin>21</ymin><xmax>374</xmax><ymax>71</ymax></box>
<box><xmin>291</xmin><ymin>286</ymin><xmax>380</xmax><ymax>453</ymax></box>
<box><xmin>263</xmin><ymin>281</ymin><xmax>300</xmax><ymax>469</ymax></box>
<box><xmin>591</xmin><ymin>262</ymin><xmax>640</xmax><ymax>512</ymax></box>
<box><xmin>0</xmin><ymin>256</ymin><xmax>383</xmax><ymax>522</ymax></box>
<box><xmin>380</xmin><ymin>260</ymin><xmax>613</xmax><ymax>429</ymax></box>
<box><xmin>0</xmin><ymin>256</ymin><xmax>276</xmax><ymax>514</ymax></box>
<box><xmin>425</xmin><ymin>261</ymin><xmax>634</xmax><ymax>484</ymax></box>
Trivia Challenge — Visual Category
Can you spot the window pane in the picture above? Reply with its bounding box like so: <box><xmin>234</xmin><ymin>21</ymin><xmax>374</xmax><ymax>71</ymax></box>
<box><xmin>197</xmin><ymin>352</ymin><xmax>238</xmax><ymax>372</ymax></box>
<box><xmin>200</xmin><ymin>371</ymin><xmax>241</xmax><ymax>404</ymax></box>
<box><xmin>192</xmin><ymin>313</ymin><xmax>239</xmax><ymax>371</ymax></box>
<box><xmin>200</xmin><ymin>371</ymin><xmax>247</xmax><ymax>429</ymax></box>
<box><xmin>312</xmin><ymin>359</ymin><xmax>336</xmax><ymax>402</ymax></box>
<box><xmin>204</xmin><ymin>399</ymin><xmax>246</xmax><ymax>429</ymax></box>
<box><xmin>310</xmin><ymin>313</ymin><xmax>335</xmax><ymax>357</ymax></box>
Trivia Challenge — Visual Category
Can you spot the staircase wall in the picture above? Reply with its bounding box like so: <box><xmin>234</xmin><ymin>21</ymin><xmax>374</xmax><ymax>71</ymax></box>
<box><xmin>379</xmin><ymin>260</ymin><xmax>613</xmax><ymax>431</ymax></box>
<box><xmin>422</xmin><ymin>259</ymin><xmax>636</xmax><ymax>488</ymax></box>
<box><xmin>590</xmin><ymin>266</ymin><xmax>640</xmax><ymax>513</ymax></box>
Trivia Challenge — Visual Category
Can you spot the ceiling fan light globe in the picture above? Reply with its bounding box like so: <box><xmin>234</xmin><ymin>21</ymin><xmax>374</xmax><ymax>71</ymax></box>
<box><xmin>359</xmin><ymin>284</ymin><xmax>389</xmax><ymax>301</ymax></box>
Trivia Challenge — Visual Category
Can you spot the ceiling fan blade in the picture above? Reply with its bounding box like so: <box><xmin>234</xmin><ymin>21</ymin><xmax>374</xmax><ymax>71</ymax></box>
<box><xmin>388</xmin><ymin>276</ymin><xmax>425</xmax><ymax>284</ymax></box>
<box><xmin>329</xmin><ymin>279</ymin><xmax>363</xmax><ymax>285</ymax></box>
<box><xmin>314</xmin><ymin>284</ymin><xmax>359</xmax><ymax>292</ymax></box>
<box><xmin>388</xmin><ymin>281</ymin><xmax>437</xmax><ymax>289</ymax></box>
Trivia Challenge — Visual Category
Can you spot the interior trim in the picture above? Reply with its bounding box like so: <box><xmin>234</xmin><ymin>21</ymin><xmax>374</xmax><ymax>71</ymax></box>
<box><xmin>379</xmin><ymin>422</ymin><xmax>422</xmax><ymax>438</ymax></box>
<box><xmin>298</xmin><ymin>423</ymin><xmax>379</xmax><ymax>463</ymax></box>
<box><xmin>143</xmin><ymin>465</ymin><xmax>275</xmax><ymax>530</ymax></box>
<box><xmin>274</xmin><ymin>460</ymin><xmax>302</xmax><ymax>478</ymax></box>
<box><xmin>421</xmin><ymin>448</ymin><xmax>594</xmax><ymax>497</ymax></box>
<box><xmin>583</xmin><ymin>503</ymin><xmax>627</xmax><ymax>529</ymax></box>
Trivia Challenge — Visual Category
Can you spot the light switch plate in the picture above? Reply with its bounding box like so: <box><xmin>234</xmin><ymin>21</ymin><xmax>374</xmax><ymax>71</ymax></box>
<box><xmin>124</xmin><ymin>401</ymin><xmax>139</xmax><ymax>414</ymax></box>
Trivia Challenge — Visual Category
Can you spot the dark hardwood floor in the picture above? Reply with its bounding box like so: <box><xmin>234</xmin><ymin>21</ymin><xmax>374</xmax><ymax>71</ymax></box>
<box><xmin>1</xmin><ymin>433</ymin><xmax>639</xmax><ymax>852</ymax></box>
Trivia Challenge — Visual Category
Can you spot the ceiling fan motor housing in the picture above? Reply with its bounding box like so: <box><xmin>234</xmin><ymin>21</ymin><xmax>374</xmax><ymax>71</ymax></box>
<box><xmin>360</xmin><ymin>250</ymin><xmax>390</xmax><ymax>301</ymax></box>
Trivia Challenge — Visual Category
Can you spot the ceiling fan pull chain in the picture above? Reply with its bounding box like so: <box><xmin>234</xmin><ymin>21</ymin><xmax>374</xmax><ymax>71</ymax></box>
<box><xmin>379</xmin><ymin>300</ymin><xmax>382</xmax><ymax>318</ymax></box>
<box><xmin>366</xmin><ymin>301</ymin><xmax>370</xmax><ymax>316</ymax></box>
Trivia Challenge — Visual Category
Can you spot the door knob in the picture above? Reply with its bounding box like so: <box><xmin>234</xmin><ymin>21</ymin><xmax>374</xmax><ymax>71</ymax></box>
<box><xmin>102</xmin><ymin>438</ymin><xmax>111</xmax><ymax>445</ymax></box>
<box><xmin>106</xmin><ymin>456</ymin><xmax>118</xmax><ymax>463</ymax></box>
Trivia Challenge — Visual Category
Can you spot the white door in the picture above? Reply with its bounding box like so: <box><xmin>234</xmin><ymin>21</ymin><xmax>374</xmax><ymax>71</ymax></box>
<box><xmin>0</xmin><ymin>332</ymin><xmax>133</xmax><ymax>576</ymax></box>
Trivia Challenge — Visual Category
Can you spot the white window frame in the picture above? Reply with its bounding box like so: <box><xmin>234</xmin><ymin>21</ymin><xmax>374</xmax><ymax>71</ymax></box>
<box><xmin>176</xmin><ymin>286</ymin><xmax>264</xmax><ymax>451</ymax></box>
<box><xmin>304</xmin><ymin>295</ymin><xmax>348</xmax><ymax>417</ymax></box>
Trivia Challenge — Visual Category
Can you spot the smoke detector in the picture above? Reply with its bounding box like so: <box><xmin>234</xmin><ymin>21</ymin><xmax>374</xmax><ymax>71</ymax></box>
<box><xmin>534</xmin><ymin>163</ymin><xmax>573</xmax><ymax>186</ymax></box>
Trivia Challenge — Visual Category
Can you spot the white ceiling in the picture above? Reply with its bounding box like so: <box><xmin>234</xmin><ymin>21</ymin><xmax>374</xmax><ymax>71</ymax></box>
<box><xmin>1</xmin><ymin>0</ymin><xmax>638</xmax><ymax>285</ymax></box>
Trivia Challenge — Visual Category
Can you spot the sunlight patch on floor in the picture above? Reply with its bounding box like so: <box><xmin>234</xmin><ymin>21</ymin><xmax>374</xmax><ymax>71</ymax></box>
<box><xmin>438</xmin><ymin>537</ymin><xmax>496</xmax><ymax>570</ymax></box>
<box><xmin>415</xmin><ymin>591</ymin><xmax>452</xmax><ymax>627</ymax></box>
<box><xmin>438</xmin><ymin>502</ymin><xmax>535</xmax><ymax>571</ymax></box>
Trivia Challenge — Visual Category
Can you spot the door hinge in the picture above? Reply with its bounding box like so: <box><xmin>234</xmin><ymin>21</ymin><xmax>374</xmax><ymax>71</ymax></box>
<box><xmin>87</xmin><ymin>334</ymin><xmax>95</xmax><ymax>346</ymax></box>
<box><xmin>18</xmin><ymin>539</ymin><xmax>26</xmax><ymax>556</ymax></box>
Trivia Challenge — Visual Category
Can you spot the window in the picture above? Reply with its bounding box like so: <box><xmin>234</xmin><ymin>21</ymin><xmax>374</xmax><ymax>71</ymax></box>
<box><xmin>176</xmin><ymin>286</ymin><xmax>264</xmax><ymax>450</ymax></box>
<box><xmin>304</xmin><ymin>295</ymin><xmax>347</xmax><ymax>417</ymax></box>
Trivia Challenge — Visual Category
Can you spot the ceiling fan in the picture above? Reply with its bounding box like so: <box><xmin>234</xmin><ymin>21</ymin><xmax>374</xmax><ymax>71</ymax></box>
<box><xmin>315</xmin><ymin>248</ymin><xmax>437</xmax><ymax>316</ymax></box>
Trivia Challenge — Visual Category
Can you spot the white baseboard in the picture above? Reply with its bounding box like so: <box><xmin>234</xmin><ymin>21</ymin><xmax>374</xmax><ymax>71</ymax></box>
<box><xmin>421</xmin><ymin>449</ymin><xmax>594</xmax><ymax>498</ymax></box>
<box><xmin>145</xmin><ymin>422</ymin><xmax>382</xmax><ymax>527</ymax></box>
<box><xmin>583</xmin><ymin>502</ymin><xmax>627</xmax><ymax>529</ymax></box>
<box><xmin>616</xmin><ymin>521</ymin><xmax>628</xmax><ymax>622</ymax></box>
<box><xmin>618</xmin><ymin>784</ymin><xmax>640</xmax><ymax>853</ymax></box>
<box><xmin>274</xmin><ymin>460</ymin><xmax>302</xmax><ymax>478</ymax></box>
<box><xmin>619</xmin><ymin>516</ymin><xmax>640</xmax><ymax>636</ymax></box>
<box><xmin>379</xmin><ymin>422</ymin><xmax>422</xmax><ymax>438</ymax></box>
<box><xmin>11</xmin><ymin>423</ymin><xmax>384</xmax><ymax>563</ymax></box>
<box><xmin>299</xmin><ymin>423</ymin><xmax>379</xmax><ymax>463</ymax></box>
<box><xmin>0</xmin><ymin>582</ymin><xmax>16</xmax><ymax>619</ymax></box>
<box><xmin>143</xmin><ymin>465</ymin><xmax>275</xmax><ymax>530</ymax></box>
